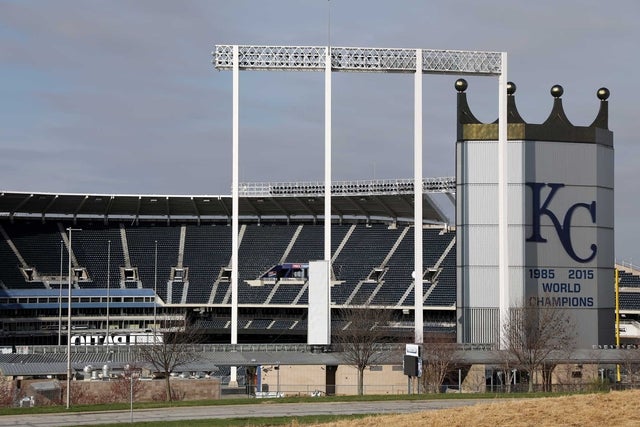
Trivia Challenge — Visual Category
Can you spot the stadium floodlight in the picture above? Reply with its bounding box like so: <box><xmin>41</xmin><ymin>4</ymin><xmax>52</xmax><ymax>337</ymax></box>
<box><xmin>213</xmin><ymin>44</ymin><xmax>507</xmax><ymax>348</ymax></box>
<box><xmin>66</xmin><ymin>227</ymin><xmax>81</xmax><ymax>409</ymax></box>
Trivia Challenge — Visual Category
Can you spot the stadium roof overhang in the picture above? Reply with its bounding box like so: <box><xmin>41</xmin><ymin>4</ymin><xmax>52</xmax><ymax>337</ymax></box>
<box><xmin>0</xmin><ymin>178</ymin><xmax>454</xmax><ymax>224</ymax></box>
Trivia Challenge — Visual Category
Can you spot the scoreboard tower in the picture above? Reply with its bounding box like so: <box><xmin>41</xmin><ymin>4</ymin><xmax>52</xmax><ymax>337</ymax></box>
<box><xmin>456</xmin><ymin>79</ymin><xmax>614</xmax><ymax>348</ymax></box>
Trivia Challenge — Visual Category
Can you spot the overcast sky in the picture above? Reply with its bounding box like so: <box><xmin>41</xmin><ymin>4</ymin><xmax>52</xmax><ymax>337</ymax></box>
<box><xmin>1</xmin><ymin>0</ymin><xmax>638</xmax><ymax>264</ymax></box>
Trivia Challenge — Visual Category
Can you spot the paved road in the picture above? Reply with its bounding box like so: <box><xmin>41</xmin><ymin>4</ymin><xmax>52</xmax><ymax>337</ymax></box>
<box><xmin>0</xmin><ymin>399</ymin><xmax>500</xmax><ymax>426</ymax></box>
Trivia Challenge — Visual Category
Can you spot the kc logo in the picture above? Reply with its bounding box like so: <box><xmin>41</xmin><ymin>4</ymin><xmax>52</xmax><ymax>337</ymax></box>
<box><xmin>526</xmin><ymin>182</ymin><xmax>597</xmax><ymax>263</ymax></box>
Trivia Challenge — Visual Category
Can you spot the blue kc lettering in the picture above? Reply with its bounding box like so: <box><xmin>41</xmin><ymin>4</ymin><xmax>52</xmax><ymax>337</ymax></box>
<box><xmin>526</xmin><ymin>182</ymin><xmax>597</xmax><ymax>263</ymax></box>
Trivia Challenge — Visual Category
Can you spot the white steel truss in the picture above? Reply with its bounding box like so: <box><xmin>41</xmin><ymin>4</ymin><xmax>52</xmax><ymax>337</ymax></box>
<box><xmin>213</xmin><ymin>44</ymin><xmax>507</xmax><ymax>352</ymax></box>
<box><xmin>238</xmin><ymin>177</ymin><xmax>456</xmax><ymax>198</ymax></box>
<box><xmin>214</xmin><ymin>45</ymin><xmax>502</xmax><ymax>75</ymax></box>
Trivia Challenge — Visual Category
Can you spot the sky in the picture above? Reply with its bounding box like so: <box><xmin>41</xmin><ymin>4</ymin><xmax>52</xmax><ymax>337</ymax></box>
<box><xmin>0</xmin><ymin>0</ymin><xmax>638</xmax><ymax>264</ymax></box>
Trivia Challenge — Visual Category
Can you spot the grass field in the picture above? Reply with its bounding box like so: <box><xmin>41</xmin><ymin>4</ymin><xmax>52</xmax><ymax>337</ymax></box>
<box><xmin>3</xmin><ymin>390</ymin><xmax>640</xmax><ymax>426</ymax></box>
<box><xmin>0</xmin><ymin>392</ymin><xmax>540</xmax><ymax>416</ymax></box>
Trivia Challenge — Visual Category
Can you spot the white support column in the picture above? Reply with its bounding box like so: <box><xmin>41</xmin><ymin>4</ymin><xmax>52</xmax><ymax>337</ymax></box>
<box><xmin>498</xmin><ymin>52</ymin><xmax>509</xmax><ymax>348</ymax></box>
<box><xmin>413</xmin><ymin>49</ymin><xmax>424</xmax><ymax>344</ymax></box>
<box><xmin>324</xmin><ymin>46</ymin><xmax>332</xmax><ymax>263</ymax></box>
<box><xmin>323</xmin><ymin>45</ymin><xmax>332</xmax><ymax>346</ymax></box>
<box><xmin>66</xmin><ymin>229</ymin><xmax>72</xmax><ymax>409</ymax></box>
<box><xmin>230</xmin><ymin>45</ymin><xmax>239</xmax><ymax>385</ymax></box>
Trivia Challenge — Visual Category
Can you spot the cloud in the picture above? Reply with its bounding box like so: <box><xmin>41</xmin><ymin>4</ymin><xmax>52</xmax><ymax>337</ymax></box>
<box><xmin>1</xmin><ymin>0</ymin><xmax>639</xmax><ymax>261</ymax></box>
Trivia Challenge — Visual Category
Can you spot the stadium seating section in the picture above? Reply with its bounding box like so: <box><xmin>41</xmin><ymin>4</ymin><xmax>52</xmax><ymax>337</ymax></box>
<box><xmin>3</xmin><ymin>218</ymin><xmax>638</xmax><ymax>340</ymax></box>
<box><xmin>0</xmin><ymin>220</ymin><xmax>456</xmax><ymax>308</ymax></box>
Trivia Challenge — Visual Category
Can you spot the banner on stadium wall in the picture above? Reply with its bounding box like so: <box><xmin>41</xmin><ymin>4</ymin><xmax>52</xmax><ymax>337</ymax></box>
<box><xmin>71</xmin><ymin>333</ymin><xmax>162</xmax><ymax>346</ymax></box>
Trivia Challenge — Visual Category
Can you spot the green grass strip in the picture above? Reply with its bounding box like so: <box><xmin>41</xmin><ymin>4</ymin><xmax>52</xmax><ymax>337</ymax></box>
<box><xmin>0</xmin><ymin>390</ymin><xmax>607</xmax><ymax>417</ymax></box>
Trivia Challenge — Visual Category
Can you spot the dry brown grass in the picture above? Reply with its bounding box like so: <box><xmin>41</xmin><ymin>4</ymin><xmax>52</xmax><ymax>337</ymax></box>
<box><xmin>309</xmin><ymin>390</ymin><xmax>640</xmax><ymax>427</ymax></box>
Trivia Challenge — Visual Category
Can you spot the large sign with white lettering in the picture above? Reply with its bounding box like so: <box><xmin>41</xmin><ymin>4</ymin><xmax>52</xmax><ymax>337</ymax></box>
<box><xmin>71</xmin><ymin>333</ymin><xmax>162</xmax><ymax>346</ymax></box>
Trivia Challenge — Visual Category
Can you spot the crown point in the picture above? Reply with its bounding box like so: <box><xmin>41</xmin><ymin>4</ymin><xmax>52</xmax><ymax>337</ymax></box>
<box><xmin>597</xmin><ymin>87</ymin><xmax>610</xmax><ymax>101</ymax></box>
<box><xmin>455</xmin><ymin>78</ymin><xmax>468</xmax><ymax>93</ymax></box>
<box><xmin>551</xmin><ymin>85</ymin><xmax>564</xmax><ymax>98</ymax></box>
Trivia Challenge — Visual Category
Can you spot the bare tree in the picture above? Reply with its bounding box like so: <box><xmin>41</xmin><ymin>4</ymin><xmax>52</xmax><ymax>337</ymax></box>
<box><xmin>136</xmin><ymin>323</ymin><xmax>203</xmax><ymax>401</ymax></box>
<box><xmin>501</xmin><ymin>305</ymin><xmax>577</xmax><ymax>392</ymax></box>
<box><xmin>496</xmin><ymin>346</ymin><xmax>518</xmax><ymax>393</ymax></box>
<box><xmin>421</xmin><ymin>333</ymin><xmax>458</xmax><ymax>393</ymax></box>
<box><xmin>0</xmin><ymin>375</ymin><xmax>16</xmax><ymax>407</ymax></box>
<box><xmin>108</xmin><ymin>364</ymin><xmax>144</xmax><ymax>403</ymax></box>
<box><xmin>333</xmin><ymin>306</ymin><xmax>395</xmax><ymax>395</ymax></box>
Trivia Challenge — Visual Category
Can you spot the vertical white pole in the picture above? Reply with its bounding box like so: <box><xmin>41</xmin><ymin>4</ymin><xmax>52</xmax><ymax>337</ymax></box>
<box><xmin>106</xmin><ymin>240</ymin><xmax>111</xmax><ymax>344</ymax></box>
<box><xmin>129</xmin><ymin>368</ymin><xmax>134</xmax><ymax>423</ymax></box>
<box><xmin>413</xmin><ymin>49</ymin><xmax>424</xmax><ymax>344</ymax></box>
<box><xmin>321</xmin><ymin>44</ymin><xmax>332</xmax><ymax>346</ymax></box>
<box><xmin>498</xmin><ymin>52</ymin><xmax>509</xmax><ymax>348</ymax></box>
<box><xmin>66</xmin><ymin>228</ymin><xmax>72</xmax><ymax>409</ymax></box>
<box><xmin>324</xmin><ymin>46</ymin><xmax>332</xmax><ymax>263</ymax></box>
<box><xmin>230</xmin><ymin>44</ymin><xmax>240</xmax><ymax>385</ymax></box>
<box><xmin>58</xmin><ymin>240</ymin><xmax>63</xmax><ymax>346</ymax></box>
<box><xmin>153</xmin><ymin>240</ymin><xmax>157</xmax><ymax>334</ymax></box>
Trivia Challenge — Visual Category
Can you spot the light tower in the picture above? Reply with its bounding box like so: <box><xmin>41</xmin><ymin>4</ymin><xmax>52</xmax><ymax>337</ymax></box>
<box><xmin>213</xmin><ymin>44</ymin><xmax>507</xmax><ymax>352</ymax></box>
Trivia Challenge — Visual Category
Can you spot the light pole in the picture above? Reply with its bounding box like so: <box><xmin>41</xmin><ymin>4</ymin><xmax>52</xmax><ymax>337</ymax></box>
<box><xmin>66</xmin><ymin>227</ymin><xmax>81</xmax><ymax>410</ymax></box>
<box><xmin>153</xmin><ymin>240</ymin><xmax>157</xmax><ymax>337</ymax></box>
<box><xmin>130</xmin><ymin>368</ymin><xmax>134</xmax><ymax>423</ymax></box>
<box><xmin>106</xmin><ymin>240</ymin><xmax>111</xmax><ymax>345</ymax></box>
<box><xmin>125</xmin><ymin>364</ymin><xmax>141</xmax><ymax>423</ymax></box>
<box><xmin>58</xmin><ymin>240</ymin><xmax>63</xmax><ymax>346</ymax></box>
<box><xmin>276</xmin><ymin>361</ymin><xmax>280</xmax><ymax>396</ymax></box>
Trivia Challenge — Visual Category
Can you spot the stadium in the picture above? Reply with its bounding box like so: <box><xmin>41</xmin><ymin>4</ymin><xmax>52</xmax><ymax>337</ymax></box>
<box><xmin>1</xmin><ymin>43</ymin><xmax>639</xmax><ymax>400</ymax></box>
<box><xmin>3</xmin><ymin>179</ymin><xmax>640</xmax><ymax>350</ymax></box>
<box><xmin>0</xmin><ymin>177</ymin><xmax>459</xmax><ymax>347</ymax></box>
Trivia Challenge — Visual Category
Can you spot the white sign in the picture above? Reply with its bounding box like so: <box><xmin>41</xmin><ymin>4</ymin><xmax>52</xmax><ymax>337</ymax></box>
<box><xmin>405</xmin><ymin>344</ymin><xmax>421</xmax><ymax>357</ymax></box>
<box><xmin>71</xmin><ymin>333</ymin><xmax>162</xmax><ymax>346</ymax></box>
